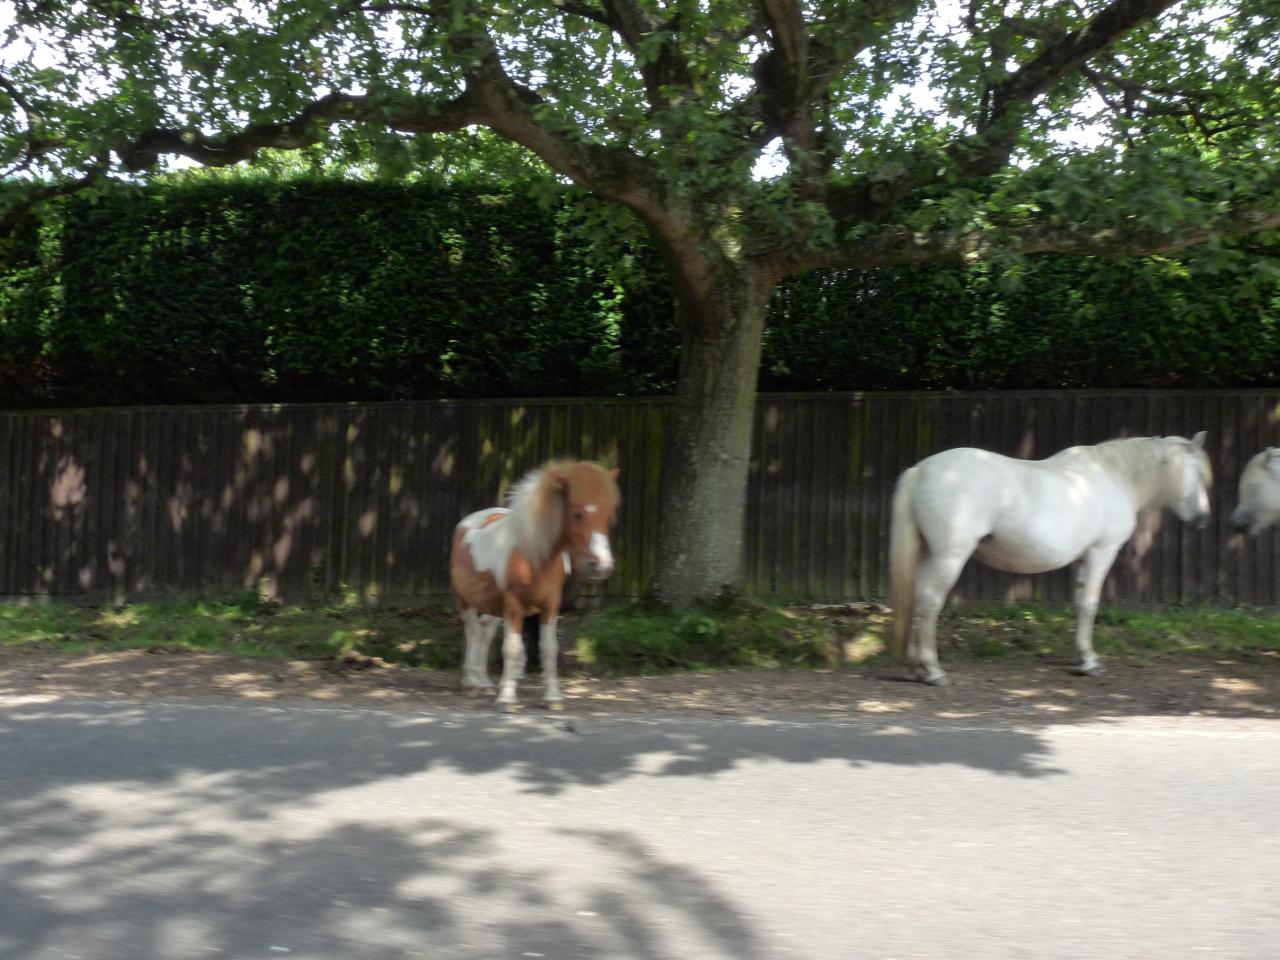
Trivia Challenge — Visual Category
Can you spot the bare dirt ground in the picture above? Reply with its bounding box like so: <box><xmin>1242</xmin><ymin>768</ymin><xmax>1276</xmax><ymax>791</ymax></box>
<box><xmin>2</xmin><ymin>636</ymin><xmax>1277</xmax><ymax>727</ymax></box>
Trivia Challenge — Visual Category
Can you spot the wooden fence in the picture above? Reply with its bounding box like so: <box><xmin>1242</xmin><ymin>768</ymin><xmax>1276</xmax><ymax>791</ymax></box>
<box><xmin>1</xmin><ymin>390</ymin><xmax>1278</xmax><ymax>606</ymax></box>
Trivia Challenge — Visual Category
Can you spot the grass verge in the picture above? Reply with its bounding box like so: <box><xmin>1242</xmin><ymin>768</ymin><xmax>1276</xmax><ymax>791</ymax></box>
<box><xmin>0</xmin><ymin>597</ymin><xmax>1275</xmax><ymax>676</ymax></box>
<box><xmin>0</xmin><ymin>595</ymin><xmax>463</xmax><ymax>669</ymax></box>
<box><xmin>574</xmin><ymin>598</ymin><xmax>842</xmax><ymax>674</ymax></box>
<box><xmin>947</xmin><ymin>603</ymin><xmax>1280</xmax><ymax>663</ymax></box>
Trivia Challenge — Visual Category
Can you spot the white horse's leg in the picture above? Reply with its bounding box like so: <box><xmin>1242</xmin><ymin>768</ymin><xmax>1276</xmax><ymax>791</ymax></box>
<box><xmin>539</xmin><ymin>616</ymin><xmax>563</xmax><ymax>709</ymax></box>
<box><xmin>460</xmin><ymin>609</ymin><xmax>496</xmax><ymax>693</ymax></box>
<box><xmin>495</xmin><ymin>620</ymin><xmax>525</xmax><ymax>710</ymax></box>
<box><xmin>912</xmin><ymin>552</ymin><xmax>970</xmax><ymax>685</ymax></box>
<box><xmin>1072</xmin><ymin>545</ymin><xmax>1120</xmax><ymax>676</ymax></box>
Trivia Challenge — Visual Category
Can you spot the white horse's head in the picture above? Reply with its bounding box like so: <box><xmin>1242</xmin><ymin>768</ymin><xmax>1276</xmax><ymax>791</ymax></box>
<box><xmin>1163</xmin><ymin>431</ymin><xmax>1212</xmax><ymax>527</ymax></box>
<box><xmin>1231</xmin><ymin>448</ymin><xmax>1280</xmax><ymax>536</ymax></box>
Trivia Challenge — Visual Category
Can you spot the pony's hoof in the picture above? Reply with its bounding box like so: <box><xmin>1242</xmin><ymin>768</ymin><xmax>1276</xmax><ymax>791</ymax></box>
<box><xmin>544</xmin><ymin>700</ymin><xmax>565</xmax><ymax>712</ymax></box>
<box><xmin>922</xmin><ymin>672</ymin><xmax>950</xmax><ymax>687</ymax></box>
<box><xmin>1071</xmin><ymin>664</ymin><xmax>1102</xmax><ymax>678</ymax></box>
<box><xmin>462</xmin><ymin>685</ymin><xmax>495</xmax><ymax>698</ymax></box>
<box><xmin>497</xmin><ymin>701</ymin><xmax>522</xmax><ymax>713</ymax></box>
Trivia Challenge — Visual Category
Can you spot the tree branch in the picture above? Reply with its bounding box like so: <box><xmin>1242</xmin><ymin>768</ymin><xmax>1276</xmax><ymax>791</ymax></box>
<box><xmin>974</xmin><ymin>0</ymin><xmax>1177</xmax><ymax>166</ymax></box>
<box><xmin>751</xmin><ymin>0</ymin><xmax>915</xmax><ymax>186</ymax></box>
<box><xmin>0</xmin><ymin>73</ymin><xmax>46</xmax><ymax>178</ymax></box>
<box><xmin>538</xmin><ymin>0</ymin><xmax>692</xmax><ymax>111</ymax></box>
<box><xmin>547</xmin><ymin>0</ymin><xmax>614</xmax><ymax>28</ymax></box>
<box><xmin>118</xmin><ymin>91</ymin><xmax>478</xmax><ymax>170</ymax></box>
<box><xmin>830</xmin><ymin>0</ymin><xmax>1181</xmax><ymax>228</ymax></box>
<box><xmin>754</xmin><ymin>0</ymin><xmax>816</xmax><ymax>166</ymax></box>
<box><xmin>0</xmin><ymin>160</ymin><xmax>110</xmax><ymax>236</ymax></box>
<box><xmin>1079</xmin><ymin>63</ymin><xmax>1264</xmax><ymax>142</ymax></box>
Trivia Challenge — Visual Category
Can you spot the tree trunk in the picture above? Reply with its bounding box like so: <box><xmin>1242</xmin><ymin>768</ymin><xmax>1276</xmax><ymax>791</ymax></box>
<box><xmin>653</xmin><ymin>267</ymin><xmax>775</xmax><ymax>607</ymax></box>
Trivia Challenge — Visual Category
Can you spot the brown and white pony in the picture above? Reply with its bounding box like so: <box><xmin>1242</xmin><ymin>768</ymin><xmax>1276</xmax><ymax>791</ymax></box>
<box><xmin>450</xmin><ymin>460</ymin><xmax>620</xmax><ymax>710</ymax></box>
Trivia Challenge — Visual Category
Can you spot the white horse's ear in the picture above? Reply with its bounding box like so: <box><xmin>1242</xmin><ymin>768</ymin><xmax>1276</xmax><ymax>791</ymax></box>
<box><xmin>1190</xmin><ymin>430</ymin><xmax>1207</xmax><ymax>449</ymax></box>
<box><xmin>1267</xmin><ymin>447</ymin><xmax>1280</xmax><ymax>460</ymax></box>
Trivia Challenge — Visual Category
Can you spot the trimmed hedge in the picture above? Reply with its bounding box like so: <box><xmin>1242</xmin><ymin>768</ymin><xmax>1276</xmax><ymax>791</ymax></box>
<box><xmin>763</xmin><ymin>250</ymin><xmax>1280</xmax><ymax>392</ymax></box>
<box><xmin>3</xmin><ymin>179</ymin><xmax>675</xmax><ymax>406</ymax></box>
<box><xmin>2</xmin><ymin>177</ymin><xmax>1278</xmax><ymax>408</ymax></box>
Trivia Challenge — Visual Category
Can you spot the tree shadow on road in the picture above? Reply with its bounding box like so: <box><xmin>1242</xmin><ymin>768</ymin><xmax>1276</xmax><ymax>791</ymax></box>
<box><xmin>0</xmin><ymin>695</ymin><xmax>1062</xmax><ymax>813</ymax></box>
<box><xmin>0</xmin><ymin>795</ymin><xmax>771</xmax><ymax>960</ymax></box>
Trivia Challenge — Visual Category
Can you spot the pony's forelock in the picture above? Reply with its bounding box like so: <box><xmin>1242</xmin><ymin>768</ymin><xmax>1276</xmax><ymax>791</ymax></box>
<box><xmin>504</xmin><ymin>461</ymin><xmax>572</xmax><ymax>567</ymax></box>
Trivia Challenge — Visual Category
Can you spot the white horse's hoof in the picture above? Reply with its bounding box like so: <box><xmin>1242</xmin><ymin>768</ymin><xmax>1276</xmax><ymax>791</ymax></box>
<box><xmin>1072</xmin><ymin>664</ymin><xmax>1102</xmax><ymax>677</ymax></box>
<box><xmin>544</xmin><ymin>700</ymin><xmax>565</xmax><ymax>712</ymax></box>
<box><xmin>497</xmin><ymin>700</ymin><xmax>522</xmax><ymax>713</ymax></box>
<box><xmin>906</xmin><ymin>664</ymin><xmax>949</xmax><ymax>686</ymax></box>
<box><xmin>462</xmin><ymin>685</ymin><xmax>495</xmax><ymax>698</ymax></box>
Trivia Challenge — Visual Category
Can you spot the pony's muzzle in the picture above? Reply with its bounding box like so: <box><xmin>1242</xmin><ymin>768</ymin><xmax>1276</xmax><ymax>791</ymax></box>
<box><xmin>579</xmin><ymin>532</ymin><xmax>615</xmax><ymax>580</ymax></box>
<box><xmin>581</xmin><ymin>557</ymin><xmax>615</xmax><ymax>580</ymax></box>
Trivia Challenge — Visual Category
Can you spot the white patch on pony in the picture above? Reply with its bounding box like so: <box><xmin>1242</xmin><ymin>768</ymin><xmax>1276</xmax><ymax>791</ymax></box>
<box><xmin>590</xmin><ymin>531</ymin><xmax>613</xmax><ymax>569</ymax></box>
<box><xmin>459</xmin><ymin>507</ymin><xmax>516</xmax><ymax>589</ymax></box>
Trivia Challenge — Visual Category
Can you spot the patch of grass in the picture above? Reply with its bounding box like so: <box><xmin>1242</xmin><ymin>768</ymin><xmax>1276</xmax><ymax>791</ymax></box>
<box><xmin>575</xmin><ymin>597</ymin><xmax>839</xmax><ymax>675</ymax></box>
<box><xmin>1093</xmin><ymin>606</ymin><xmax>1280</xmax><ymax>658</ymax></box>
<box><xmin>0</xmin><ymin>597</ymin><xmax>463</xmax><ymax>668</ymax></box>
<box><xmin>937</xmin><ymin>603</ymin><xmax>1280</xmax><ymax>663</ymax></box>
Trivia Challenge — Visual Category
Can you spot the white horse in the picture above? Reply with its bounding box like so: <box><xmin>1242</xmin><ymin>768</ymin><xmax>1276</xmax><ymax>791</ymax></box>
<box><xmin>1231</xmin><ymin>448</ymin><xmax>1280</xmax><ymax>535</ymax></box>
<box><xmin>889</xmin><ymin>433</ymin><xmax>1211</xmax><ymax>685</ymax></box>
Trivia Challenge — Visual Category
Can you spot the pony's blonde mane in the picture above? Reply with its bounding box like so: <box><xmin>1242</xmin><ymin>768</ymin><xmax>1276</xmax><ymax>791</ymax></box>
<box><xmin>504</xmin><ymin>461</ymin><xmax>570</xmax><ymax>567</ymax></box>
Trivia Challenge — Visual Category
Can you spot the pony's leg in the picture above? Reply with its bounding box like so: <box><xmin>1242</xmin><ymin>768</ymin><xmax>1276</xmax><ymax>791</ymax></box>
<box><xmin>539</xmin><ymin>615</ymin><xmax>563</xmax><ymax>709</ymax></box>
<box><xmin>912</xmin><ymin>552</ymin><xmax>970</xmax><ymax>685</ymax></box>
<box><xmin>460</xmin><ymin>608</ymin><xmax>495</xmax><ymax>694</ymax></box>
<box><xmin>495</xmin><ymin>617</ymin><xmax>525</xmax><ymax>710</ymax></box>
<box><xmin>479</xmin><ymin>615</ymin><xmax>501</xmax><ymax>685</ymax></box>
<box><xmin>1072</xmin><ymin>545</ymin><xmax>1121</xmax><ymax>676</ymax></box>
<box><xmin>517</xmin><ymin>615</ymin><xmax>539</xmax><ymax>680</ymax></box>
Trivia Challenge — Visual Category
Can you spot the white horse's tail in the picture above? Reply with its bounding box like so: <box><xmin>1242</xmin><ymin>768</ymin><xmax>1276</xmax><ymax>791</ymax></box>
<box><xmin>889</xmin><ymin>466</ymin><xmax>921</xmax><ymax>662</ymax></box>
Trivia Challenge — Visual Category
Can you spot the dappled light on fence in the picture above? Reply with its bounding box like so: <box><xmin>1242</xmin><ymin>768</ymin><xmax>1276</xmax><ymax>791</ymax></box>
<box><xmin>0</xmin><ymin>391</ymin><xmax>1277</xmax><ymax>605</ymax></box>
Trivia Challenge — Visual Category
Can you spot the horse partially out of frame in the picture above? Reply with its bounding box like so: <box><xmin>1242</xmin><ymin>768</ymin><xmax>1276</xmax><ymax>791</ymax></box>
<box><xmin>450</xmin><ymin>460</ymin><xmax>620</xmax><ymax>710</ymax></box>
<box><xmin>889</xmin><ymin>433</ymin><xmax>1211</xmax><ymax>685</ymax></box>
<box><xmin>1231</xmin><ymin>447</ymin><xmax>1280</xmax><ymax>535</ymax></box>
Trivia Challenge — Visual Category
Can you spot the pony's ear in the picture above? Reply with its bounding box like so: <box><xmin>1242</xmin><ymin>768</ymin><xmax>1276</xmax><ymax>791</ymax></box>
<box><xmin>608</xmin><ymin>467</ymin><xmax>620</xmax><ymax>481</ymax></box>
<box><xmin>1190</xmin><ymin>430</ymin><xmax>1207</xmax><ymax>449</ymax></box>
<box><xmin>546</xmin><ymin>467</ymin><xmax>569</xmax><ymax>491</ymax></box>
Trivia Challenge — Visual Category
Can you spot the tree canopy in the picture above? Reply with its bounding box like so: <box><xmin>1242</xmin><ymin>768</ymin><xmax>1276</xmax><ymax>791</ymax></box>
<box><xmin>3</xmin><ymin>1</ymin><xmax>1278</xmax><ymax>254</ymax></box>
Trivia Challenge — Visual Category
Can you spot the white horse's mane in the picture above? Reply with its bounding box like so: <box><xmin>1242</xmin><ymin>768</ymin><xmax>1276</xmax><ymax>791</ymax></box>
<box><xmin>504</xmin><ymin>464</ymin><xmax>566</xmax><ymax>567</ymax></box>
<box><xmin>1088</xmin><ymin>436</ymin><xmax>1210</xmax><ymax>506</ymax></box>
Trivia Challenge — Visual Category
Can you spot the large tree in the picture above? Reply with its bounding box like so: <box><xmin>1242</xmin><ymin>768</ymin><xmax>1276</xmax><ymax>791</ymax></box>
<box><xmin>3</xmin><ymin>0</ymin><xmax>1279</xmax><ymax>606</ymax></box>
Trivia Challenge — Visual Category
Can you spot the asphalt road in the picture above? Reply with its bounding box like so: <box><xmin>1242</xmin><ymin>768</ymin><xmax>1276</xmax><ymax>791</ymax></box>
<box><xmin>1</xmin><ymin>696</ymin><xmax>1278</xmax><ymax>960</ymax></box>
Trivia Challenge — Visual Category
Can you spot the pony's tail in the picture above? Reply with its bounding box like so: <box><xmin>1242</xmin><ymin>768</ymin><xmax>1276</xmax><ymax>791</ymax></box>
<box><xmin>889</xmin><ymin>466</ymin><xmax>922</xmax><ymax>663</ymax></box>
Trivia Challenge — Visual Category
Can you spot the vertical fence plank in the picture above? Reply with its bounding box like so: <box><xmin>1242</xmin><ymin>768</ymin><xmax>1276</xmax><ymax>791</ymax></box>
<box><xmin>0</xmin><ymin>415</ymin><xmax>15</xmax><ymax>594</ymax></box>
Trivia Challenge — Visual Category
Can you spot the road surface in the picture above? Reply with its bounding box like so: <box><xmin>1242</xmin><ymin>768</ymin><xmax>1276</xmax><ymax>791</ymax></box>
<box><xmin>2</xmin><ymin>696</ymin><xmax>1278</xmax><ymax>959</ymax></box>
